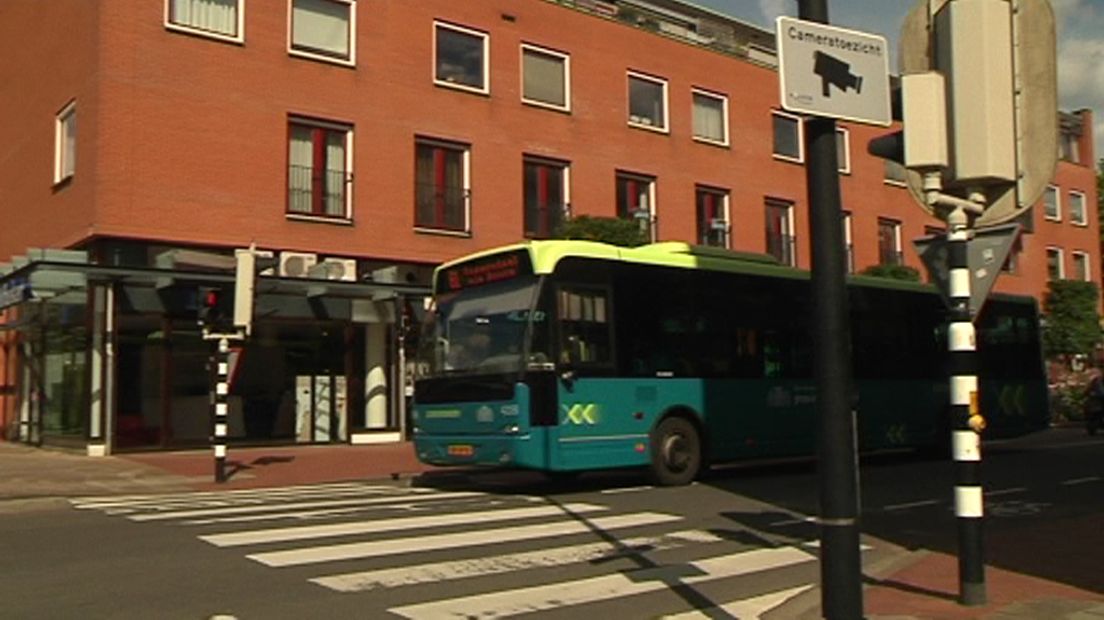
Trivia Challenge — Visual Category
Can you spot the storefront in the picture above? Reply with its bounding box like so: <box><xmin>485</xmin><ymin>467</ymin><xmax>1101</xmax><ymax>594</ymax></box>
<box><xmin>0</xmin><ymin>244</ymin><xmax>430</xmax><ymax>455</ymax></box>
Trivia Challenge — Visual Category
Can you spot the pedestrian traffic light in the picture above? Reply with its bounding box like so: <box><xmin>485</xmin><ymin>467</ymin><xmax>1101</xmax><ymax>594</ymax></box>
<box><xmin>197</xmin><ymin>285</ymin><xmax>231</xmax><ymax>331</ymax></box>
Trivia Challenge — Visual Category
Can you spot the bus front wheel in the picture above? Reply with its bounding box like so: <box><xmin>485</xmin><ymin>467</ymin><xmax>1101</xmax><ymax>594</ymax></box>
<box><xmin>649</xmin><ymin>417</ymin><xmax>701</xmax><ymax>486</ymax></box>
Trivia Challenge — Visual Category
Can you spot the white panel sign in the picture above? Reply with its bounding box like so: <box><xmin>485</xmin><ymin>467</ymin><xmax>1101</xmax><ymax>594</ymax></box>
<box><xmin>776</xmin><ymin>17</ymin><xmax>891</xmax><ymax>126</ymax></box>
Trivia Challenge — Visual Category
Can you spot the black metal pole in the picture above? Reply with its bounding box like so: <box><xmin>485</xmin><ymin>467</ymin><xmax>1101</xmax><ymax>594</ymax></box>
<box><xmin>798</xmin><ymin>2</ymin><xmax>864</xmax><ymax>618</ymax></box>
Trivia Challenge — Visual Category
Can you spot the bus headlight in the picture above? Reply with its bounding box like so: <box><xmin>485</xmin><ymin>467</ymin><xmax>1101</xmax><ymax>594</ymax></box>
<box><xmin>504</xmin><ymin>424</ymin><xmax>520</xmax><ymax>434</ymax></box>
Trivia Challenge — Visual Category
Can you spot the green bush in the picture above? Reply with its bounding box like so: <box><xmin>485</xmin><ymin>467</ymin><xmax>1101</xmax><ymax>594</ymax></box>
<box><xmin>554</xmin><ymin>215</ymin><xmax>649</xmax><ymax>247</ymax></box>
<box><xmin>859</xmin><ymin>263</ymin><xmax>921</xmax><ymax>281</ymax></box>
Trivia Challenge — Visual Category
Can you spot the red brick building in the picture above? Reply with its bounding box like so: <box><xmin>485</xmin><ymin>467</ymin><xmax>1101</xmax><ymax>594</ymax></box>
<box><xmin>0</xmin><ymin>0</ymin><xmax>1096</xmax><ymax>452</ymax></box>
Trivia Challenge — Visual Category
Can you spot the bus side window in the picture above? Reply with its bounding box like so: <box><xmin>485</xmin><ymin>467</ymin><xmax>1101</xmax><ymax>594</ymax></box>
<box><xmin>558</xmin><ymin>287</ymin><xmax>611</xmax><ymax>365</ymax></box>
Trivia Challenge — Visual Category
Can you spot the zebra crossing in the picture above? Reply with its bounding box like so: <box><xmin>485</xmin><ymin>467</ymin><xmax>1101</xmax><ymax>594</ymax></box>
<box><xmin>71</xmin><ymin>482</ymin><xmax>830</xmax><ymax>618</ymax></box>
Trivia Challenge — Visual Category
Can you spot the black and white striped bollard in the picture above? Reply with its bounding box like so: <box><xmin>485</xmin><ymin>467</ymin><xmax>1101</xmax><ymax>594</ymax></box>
<box><xmin>213</xmin><ymin>336</ymin><xmax>230</xmax><ymax>483</ymax></box>
<box><xmin>947</xmin><ymin>217</ymin><xmax>986</xmax><ymax>606</ymax></box>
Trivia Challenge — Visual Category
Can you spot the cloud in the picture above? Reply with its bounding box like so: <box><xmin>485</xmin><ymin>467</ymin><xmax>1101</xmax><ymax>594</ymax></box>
<box><xmin>757</xmin><ymin>0</ymin><xmax>788</xmax><ymax>23</ymax></box>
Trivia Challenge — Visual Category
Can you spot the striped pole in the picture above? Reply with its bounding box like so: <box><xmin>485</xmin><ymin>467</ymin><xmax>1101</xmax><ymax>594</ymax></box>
<box><xmin>213</xmin><ymin>336</ymin><xmax>230</xmax><ymax>483</ymax></box>
<box><xmin>946</xmin><ymin>211</ymin><xmax>986</xmax><ymax>606</ymax></box>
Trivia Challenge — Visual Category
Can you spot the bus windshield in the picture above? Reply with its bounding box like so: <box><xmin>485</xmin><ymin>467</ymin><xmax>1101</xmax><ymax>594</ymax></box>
<box><xmin>417</xmin><ymin>276</ymin><xmax>543</xmax><ymax>378</ymax></box>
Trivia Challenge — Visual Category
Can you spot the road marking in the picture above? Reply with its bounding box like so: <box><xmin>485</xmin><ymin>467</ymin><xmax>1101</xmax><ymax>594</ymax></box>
<box><xmin>984</xmin><ymin>487</ymin><xmax>1026</xmax><ymax>497</ymax></box>
<box><xmin>127</xmin><ymin>491</ymin><xmax>485</xmax><ymax>522</ymax></box>
<box><xmin>311</xmin><ymin>529</ymin><xmax>723</xmax><ymax>592</ymax></box>
<box><xmin>883</xmin><ymin>499</ymin><xmax>940</xmax><ymax>511</ymax></box>
<box><xmin>661</xmin><ymin>584</ymin><xmax>813</xmax><ymax>620</ymax></box>
<box><xmin>248</xmin><ymin>512</ymin><xmax>682</xmax><ymax>567</ymax></box>
<box><xmin>200</xmin><ymin>503</ymin><xmax>606</xmax><ymax>547</ymax></box>
<box><xmin>601</xmin><ymin>486</ymin><xmax>654</xmax><ymax>494</ymax></box>
<box><xmin>768</xmin><ymin>515</ymin><xmax>814</xmax><ymax>527</ymax></box>
<box><xmin>70</xmin><ymin>482</ymin><xmax>389</xmax><ymax>508</ymax></box>
<box><xmin>1062</xmin><ymin>476</ymin><xmax>1101</xmax><ymax>486</ymax></box>
<box><xmin>387</xmin><ymin>546</ymin><xmax>815</xmax><ymax>619</ymax></box>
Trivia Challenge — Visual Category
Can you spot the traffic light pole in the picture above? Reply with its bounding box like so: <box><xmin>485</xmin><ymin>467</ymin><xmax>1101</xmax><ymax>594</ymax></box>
<box><xmin>945</xmin><ymin>206</ymin><xmax>987</xmax><ymax>605</ymax></box>
<box><xmin>212</xmin><ymin>336</ymin><xmax>230</xmax><ymax>483</ymax></box>
<box><xmin>799</xmin><ymin>2</ymin><xmax>863</xmax><ymax>618</ymax></box>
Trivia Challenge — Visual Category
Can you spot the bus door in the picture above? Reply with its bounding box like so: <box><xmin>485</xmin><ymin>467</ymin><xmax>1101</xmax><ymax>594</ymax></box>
<box><xmin>549</xmin><ymin>286</ymin><xmax>648</xmax><ymax>471</ymax></box>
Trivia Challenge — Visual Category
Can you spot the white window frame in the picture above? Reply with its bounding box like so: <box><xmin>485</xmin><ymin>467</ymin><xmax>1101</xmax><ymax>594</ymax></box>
<box><xmin>772</xmin><ymin>110</ymin><xmax>804</xmax><ymax>163</ymax></box>
<box><xmin>1072</xmin><ymin>250</ymin><xmax>1092</xmax><ymax>282</ymax></box>
<box><xmin>1046</xmin><ymin>246</ymin><xmax>1065</xmax><ymax>280</ymax></box>
<box><xmin>54</xmin><ymin>100</ymin><xmax>77</xmax><ymax>185</ymax></box>
<box><xmin>836</xmin><ymin>127</ymin><xmax>851</xmax><ymax>174</ymax></box>
<box><xmin>690</xmin><ymin>88</ymin><xmax>729</xmax><ymax>147</ymax></box>
<box><xmin>288</xmin><ymin>0</ymin><xmax>356</xmax><ymax>67</ymax></box>
<box><xmin>626</xmin><ymin>71</ymin><xmax>669</xmax><ymax>134</ymax></box>
<box><xmin>414</xmin><ymin>137</ymin><xmax>473</xmax><ymax>236</ymax></box>
<box><xmin>286</xmin><ymin>115</ymin><xmax>354</xmax><ymax>223</ymax></box>
<box><xmin>696</xmin><ymin>185</ymin><xmax>730</xmax><ymax>248</ymax></box>
<box><xmin>164</xmin><ymin>0</ymin><xmax>244</xmax><ymax>44</ymax></box>
<box><xmin>766</xmin><ymin>199</ymin><xmax>796</xmax><ymax>267</ymax></box>
<box><xmin>616</xmin><ymin>171</ymin><xmax>658</xmax><ymax>241</ymax></box>
<box><xmin>520</xmin><ymin>44</ymin><xmax>570</xmax><ymax>112</ymax></box>
<box><xmin>1070</xmin><ymin>190</ymin><xmax>1088</xmax><ymax>226</ymax></box>
<box><xmin>841</xmin><ymin>210</ymin><xmax>854</xmax><ymax>273</ymax></box>
<box><xmin>433</xmin><ymin>21</ymin><xmax>490</xmax><ymax>96</ymax></box>
<box><xmin>1043</xmin><ymin>185</ymin><xmax>1061</xmax><ymax>222</ymax></box>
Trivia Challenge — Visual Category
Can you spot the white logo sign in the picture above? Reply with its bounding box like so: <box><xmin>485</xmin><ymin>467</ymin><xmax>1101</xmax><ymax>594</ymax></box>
<box><xmin>776</xmin><ymin>17</ymin><xmax>891</xmax><ymax>126</ymax></box>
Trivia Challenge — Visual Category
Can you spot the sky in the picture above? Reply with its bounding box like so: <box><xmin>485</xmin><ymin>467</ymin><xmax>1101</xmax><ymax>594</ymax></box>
<box><xmin>693</xmin><ymin>0</ymin><xmax>1104</xmax><ymax>161</ymax></box>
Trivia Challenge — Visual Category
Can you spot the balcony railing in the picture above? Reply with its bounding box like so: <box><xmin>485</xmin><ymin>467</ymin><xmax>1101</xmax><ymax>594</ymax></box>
<box><xmin>415</xmin><ymin>183</ymin><xmax>470</xmax><ymax>231</ymax></box>
<box><xmin>767</xmin><ymin>233</ymin><xmax>796</xmax><ymax>266</ymax></box>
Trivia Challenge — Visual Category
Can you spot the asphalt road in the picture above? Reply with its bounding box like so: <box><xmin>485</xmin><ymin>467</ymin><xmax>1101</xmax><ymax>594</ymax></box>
<box><xmin>0</xmin><ymin>427</ymin><xmax>1099</xmax><ymax>618</ymax></box>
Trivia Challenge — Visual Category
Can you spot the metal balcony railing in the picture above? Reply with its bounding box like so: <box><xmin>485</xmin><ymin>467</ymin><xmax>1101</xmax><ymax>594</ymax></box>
<box><xmin>288</xmin><ymin>165</ymin><xmax>348</xmax><ymax>216</ymax></box>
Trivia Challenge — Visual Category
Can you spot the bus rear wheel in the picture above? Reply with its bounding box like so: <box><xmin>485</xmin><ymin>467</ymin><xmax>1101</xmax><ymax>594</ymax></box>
<box><xmin>649</xmin><ymin>417</ymin><xmax>701</xmax><ymax>486</ymax></box>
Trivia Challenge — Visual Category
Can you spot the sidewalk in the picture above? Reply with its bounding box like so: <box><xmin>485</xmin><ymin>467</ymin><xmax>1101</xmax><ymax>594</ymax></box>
<box><xmin>1</xmin><ymin>440</ymin><xmax>1101</xmax><ymax>619</ymax></box>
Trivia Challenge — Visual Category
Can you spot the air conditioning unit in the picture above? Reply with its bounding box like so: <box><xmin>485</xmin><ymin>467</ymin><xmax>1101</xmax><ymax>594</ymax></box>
<box><xmin>278</xmin><ymin>252</ymin><xmax>317</xmax><ymax>278</ymax></box>
<box><xmin>317</xmin><ymin>258</ymin><xmax>357</xmax><ymax>282</ymax></box>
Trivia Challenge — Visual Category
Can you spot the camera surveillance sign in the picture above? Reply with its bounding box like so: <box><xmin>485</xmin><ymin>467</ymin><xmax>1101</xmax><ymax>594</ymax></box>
<box><xmin>776</xmin><ymin>17</ymin><xmax>891</xmax><ymax>126</ymax></box>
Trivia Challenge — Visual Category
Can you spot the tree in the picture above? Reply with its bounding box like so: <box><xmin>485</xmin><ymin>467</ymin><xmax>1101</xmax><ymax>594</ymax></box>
<box><xmin>859</xmin><ymin>263</ymin><xmax>921</xmax><ymax>281</ymax></box>
<box><xmin>554</xmin><ymin>215</ymin><xmax>649</xmax><ymax>247</ymax></box>
<box><xmin>1041</xmin><ymin>279</ymin><xmax>1102</xmax><ymax>359</ymax></box>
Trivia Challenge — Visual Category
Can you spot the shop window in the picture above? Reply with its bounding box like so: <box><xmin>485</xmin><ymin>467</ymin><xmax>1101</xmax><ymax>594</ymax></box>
<box><xmin>435</xmin><ymin>21</ymin><xmax>489</xmax><ymax>94</ymax></box>
<box><xmin>628</xmin><ymin>71</ymin><xmax>668</xmax><ymax>132</ymax></box>
<box><xmin>523</xmin><ymin>157</ymin><xmax>569</xmax><ymax>239</ymax></box>
<box><xmin>288</xmin><ymin>117</ymin><xmax>352</xmax><ymax>220</ymax></box>
<box><xmin>166</xmin><ymin>0</ymin><xmax>242</xmax><ymax>42</ymax></box>
<box><xmin>290</xmin><ymin>0</ymin><xmax>355</xmax><ymax>65</ymax></box>
<box><xmin>415</xmin><ymin>137</ymin><xmax>471</xmax><ymax>233</ymax></box>
<box><xmin>521</xmin><ymin>44</ymin><xmax>569</xmax><ymax>110</ymax></box>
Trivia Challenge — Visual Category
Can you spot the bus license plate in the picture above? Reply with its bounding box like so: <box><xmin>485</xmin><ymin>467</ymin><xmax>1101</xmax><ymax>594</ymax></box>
<box><xmin>448</xmin><ymin>444</ymin><xmax>474</xmax><ymax>457</ymax></box>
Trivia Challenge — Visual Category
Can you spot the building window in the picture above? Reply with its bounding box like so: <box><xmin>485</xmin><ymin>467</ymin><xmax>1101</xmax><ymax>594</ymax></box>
<box><xmin>289</xmin><ymin>0</ymin><xmax>354</xmax><ymax>64</ymax></box>
<box><xmin>1070</xmin><ymin>191</ymin><xmax>1087</xmax><ymax>226</ymax></box>
<box><xmin>696</xmin><ymin>186</ymin><xmax>729</xmax><ymax>248</ymax></box>
<box><xmin>616</xmin><ymin>171</ymin><xmax>656</xmax><ymax>241</ymax></box>
<box><xmin>166</xmin><ymin>0</ymin><xmax>242</xmax><ymax>42</ymax></box>
<box><xmin>1001</xmin><ymin>234</ymin><xmax>1022</xmax><ymax>274</ymax></box>
<box><xmin>772</xmin><ymin>111</ymin><xmax>802</xmax><ymax>162</ymax></box>
<box><xmin>524</xmin><ymin>157</ymin><xmax>569</xmax><ymax>239</ymax></box>
<box><xmin>1044</xmin><ymin>185</ymin><xmax>1061</xmax><ymax>221</ymax></box>
<box><xmin>884</xmin><ymin>160</ymin><xmax>907</xmax><ymax>186</ymax></box>
<box><xmin>691</xmin><ymin>89</ymin><xmax>728</xmax><ymax>146</ymax></box>
<box><xmin>877</xmin><ymin>218</ymin><xmax>902</xmax><ymax>266</ymax></box>
<box><xmin>521</xmin><ymin>44</ymin><xmax>569</xmax><ymax>111</ymax></box>
<box><xmin>842</xmin><ymin>211</ymin><xmax>854</xmax><ymax>273</ymax></box>
<box><xmin>287</xmin><ymin>117</ymin><xmax>352</xmax><ymax>219</ymax></box>
<box><xmin>1060</xmin><ymin>128</ymin><xmax>1081</xmax><ymax>164</ymax></box>
<box><xmin>435</xmin><ymin>22</ymin><xmax>489</xmax><ymax>94</ymax></box>
<box><xmin>627</xmin><ymin>72</ymin><xmax>668</xmax><ymax>132</ymax></box>
<box><xmin>415</xmin><ymin>138</ymin><xmax>471</xmax><ymax>233</ymax></box>
<box><xmin>836</xmin><ymin>127</ymin><xmax>851</xmax><ymax>174</ymax></box>
<box><xmin>54</xmin><ymin>101</ymin><xmax>77</xmax><ymax>184</ymax></box>
<box><xmin>1072</xmin><ymin>251</ymin><xmax>1092</xmax><ymax>282</ymax></box>
<box><xmin>765</xmin><ymin>199</ymin><xmax>796</xmax><ymax>266</ymax></box>
<box><xmin>1046</xmin><ymin>247</ymin><xmax>1064</xmax><ymax>281</ymax></box>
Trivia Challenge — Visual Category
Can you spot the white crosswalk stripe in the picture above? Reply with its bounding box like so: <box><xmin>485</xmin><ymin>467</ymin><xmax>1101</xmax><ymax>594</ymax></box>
<box><xmin>72</xmin><ymin>482</ymin><xmax>831</xmax><ymax>618</ymax></box>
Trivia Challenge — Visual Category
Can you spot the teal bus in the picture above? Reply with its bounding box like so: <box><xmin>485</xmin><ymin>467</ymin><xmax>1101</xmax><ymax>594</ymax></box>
<box><xmin>411</xmin><ymin>240</ymin><xmax>1049</xmax><ymax>485</ymax></box>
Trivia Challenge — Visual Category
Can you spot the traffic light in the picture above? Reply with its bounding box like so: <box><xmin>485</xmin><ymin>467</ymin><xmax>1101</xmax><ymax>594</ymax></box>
<box><xmin>197</xmin><ymin>285</ymin><xmax>232</xmax><ymax>331</ymax></box>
